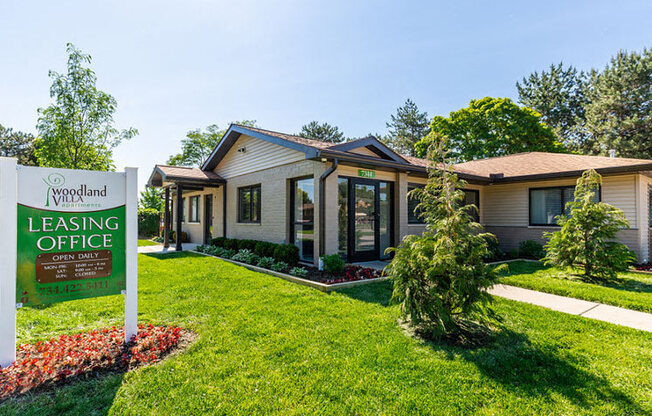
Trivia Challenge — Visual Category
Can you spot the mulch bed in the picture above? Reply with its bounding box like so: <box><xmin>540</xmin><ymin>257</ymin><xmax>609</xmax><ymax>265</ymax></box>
<box><xmin>0</xmin><ymin>325</ymin><xmax>194</xmax><ymax>402</ymax></box>
<box><xmin>295</xmin><ymin>264</ymin><xmax>383</xmax><ymax>284</ymax></box>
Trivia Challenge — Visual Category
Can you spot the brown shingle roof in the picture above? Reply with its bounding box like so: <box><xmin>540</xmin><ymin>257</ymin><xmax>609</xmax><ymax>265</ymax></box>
<box><xmin>452</xmin><ymin>152</ymin><xmax>652</xmax><ymax>180</ymax></box>
<box><xmin>156</xmin><ymin>165</ymin><xmax>224</xmax><ymax>182</ymax></box>
<box><xmin>232</xmin><ymin>125</ymin><xmax>333</xmax><ymax>150</ymax></box>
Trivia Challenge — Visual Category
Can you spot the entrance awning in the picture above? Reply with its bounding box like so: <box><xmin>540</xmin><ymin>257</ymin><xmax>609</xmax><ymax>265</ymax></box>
<box><xmin>148</xmin><ymin>165</ymin><xmax>225</xmax><ymax>188</ymax></box>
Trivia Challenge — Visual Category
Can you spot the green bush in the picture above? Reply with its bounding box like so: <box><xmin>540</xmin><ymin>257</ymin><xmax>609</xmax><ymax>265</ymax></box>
<box><xmin>210</xmin><ymin>237</ymin><xmax>228</xmax><ymax>247</ymax></box>
<box><xmin>169</xmin><ymin>231</ymin><xmax>189</xmax><ymax>243</ymax></box>
<box><xmin>138</xmin><ymin>208</ymin><xmax>160</xmax><ymax>238</ymax></box>
<box><xmin>223</xmin><ymin>238</ymin><xmax>239</xmax><ymax>251</ymax></box>
<box><xmin>321</xmin><ymin>254</ymin><xmax>345</xmax><ymax>274</ymax></box>
<box><xmin>221</xmin><ymin>249</ymin><xmax>236</xmax><ymax>259</ymax></box>
<box><xmin>271</xmin><ymin>261</ymin><xmax>289</xmax><ymax>273</ymax></box>
<box><xmin>237</xmin><ymin>239</ymin><xmax>258</xmax><ymax>251</ymax></box>
<box><xmin>232</xmin><ymin>249</ymin><xmax>259</xmax><ymax>264</ymax></box>
<box><xmin>254</xmin><ymin>241</ymin><xmax>277</xmax><ymax>258</ymax></box>
<box><xmin>508</xmin><ymin>248</ymin><xmax>520</xmax><ymax>259</ymax></box>
<box><xmin>273</xmin><ymin>244</ymin><xmax>300</xmax><ymax>266</ymax></box>
<box><xmin>482</xmin><ymin>234</ymin><xmax>505</xmax><ymax>262</ymax></box>
<box><xmin>518</xmin><ymin>240</ymin><xmax>545</xmax><ymax>260</ymax></box>
<box><xmin>256</xmin><ymin>256</ymin><xmax>275</xmax><ymax>269</ymax></box>
<box><xmin>289</xmin><ymin>267</ymin><xmax>308</xmax><ymax>277</ymax></box>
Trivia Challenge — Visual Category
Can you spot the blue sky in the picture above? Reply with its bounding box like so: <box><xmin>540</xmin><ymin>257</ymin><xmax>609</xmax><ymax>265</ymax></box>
<box><xmin>1</xmin><ymin>0</ymin><xmax>650</xmax><ymax>189</ymax></box>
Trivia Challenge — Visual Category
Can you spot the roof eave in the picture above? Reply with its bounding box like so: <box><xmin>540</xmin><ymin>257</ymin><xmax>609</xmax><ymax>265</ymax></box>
<box><xmin>490</xmin><ymin>163</ymin><xmax>652</xmax><ymax>184</ymax></box>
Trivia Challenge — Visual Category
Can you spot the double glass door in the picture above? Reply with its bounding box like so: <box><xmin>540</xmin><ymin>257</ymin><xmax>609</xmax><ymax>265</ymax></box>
<box><xmin>348</xmin><ymin>178</ymin><xmax>393</xmax><ymax>262</ymax></box>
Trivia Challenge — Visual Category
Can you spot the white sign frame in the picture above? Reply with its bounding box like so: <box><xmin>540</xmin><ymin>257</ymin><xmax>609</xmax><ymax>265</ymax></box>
<box><xmin>0</xmin><ymin>157</ymin><xmax>138</xmax><ymax>368</ymax></box>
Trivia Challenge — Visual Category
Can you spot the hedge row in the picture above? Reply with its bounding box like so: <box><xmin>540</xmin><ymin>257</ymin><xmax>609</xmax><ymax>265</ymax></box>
<box><xmin>210</xmin><ymin>237</ymin><xmax>299</xmax><ymax>266</ymax></box>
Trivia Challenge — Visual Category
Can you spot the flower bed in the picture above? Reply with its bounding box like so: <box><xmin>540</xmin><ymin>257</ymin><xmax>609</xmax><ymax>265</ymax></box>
<box><xmin>633</xmin><ymin>263</ymin><xmax>652</xmax><ymax>272</ymax></box>
<box><xmin>0</xmin><ymin>325</ymin><xmax>190</xmax><ymax>401</ymax></box>
<box><xmin>195</xmin><ymin>245</ymin><xmax>383</xmax><ymax>285</ymax></box>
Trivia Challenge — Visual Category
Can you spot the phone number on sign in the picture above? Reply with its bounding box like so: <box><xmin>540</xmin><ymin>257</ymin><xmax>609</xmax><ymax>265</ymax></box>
<box><xmin>37</xmin><ymin>281</ymin><xmax>111</xmax><ymax>296</ymax></box>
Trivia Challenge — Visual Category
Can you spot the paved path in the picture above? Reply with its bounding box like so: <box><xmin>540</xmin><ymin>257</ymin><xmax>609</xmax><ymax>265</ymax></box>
<box><xmin>489</xmin><ymin>284</ymin><xmax>652</xmax><ymax>332</ymax></box>
<box><xmin>138</xmin><ymin>243</ymin><xmax>199</xmax><ymax>254</ymax></box>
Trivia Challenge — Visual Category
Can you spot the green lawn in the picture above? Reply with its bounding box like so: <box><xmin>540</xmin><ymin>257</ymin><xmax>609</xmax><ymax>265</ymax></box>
<box><xmin>137</xmin><ymin>239</ymin><xmax>160</xmax><ymax>247</ymax></box>
<box><xmin>499</xmin><ymin>261</ymin><xmax>652</xmax><ymax>313</ymax></box>
<box><xmin>3</xmin><ymin>253</ymin><xmax>651</xmax><ymax>415</ymax></box>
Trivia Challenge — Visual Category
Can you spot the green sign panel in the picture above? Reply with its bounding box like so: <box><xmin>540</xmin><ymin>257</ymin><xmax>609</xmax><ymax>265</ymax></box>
<box><xmin>358</xmin><ymin>169</ymin><xmax>375</xmax><ymax>178</ymax></box>
<box><xmin>16</xmin><ymin>167</ymin><xmax>127</xmax><ymax>306</ymax></box>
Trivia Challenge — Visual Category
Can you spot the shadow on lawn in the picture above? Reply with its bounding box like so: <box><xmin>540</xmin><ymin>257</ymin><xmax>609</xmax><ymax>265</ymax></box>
<box><xmin>338</xmin><ymin>279</ymin><xmax>642</xmax><ymax>413</ymax></box>
<box><xmin>427</xmin><ymin>329</ymin><xmax>643</xmax><ymax>413</ymax></box>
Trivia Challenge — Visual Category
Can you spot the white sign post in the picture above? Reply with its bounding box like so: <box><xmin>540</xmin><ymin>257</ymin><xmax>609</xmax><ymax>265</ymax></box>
<box><xmin>0</xmin><ymin>158</ymin><xmax>138</xmax><ymax>367</ymax></box>
<box><xmin>0</xmin><ymin>157</ymin><xmax>17</xmax><ymax>368</ymax></box>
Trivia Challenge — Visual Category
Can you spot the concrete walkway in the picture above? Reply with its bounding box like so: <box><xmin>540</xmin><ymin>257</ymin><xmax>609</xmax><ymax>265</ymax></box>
<box><xmin>138</xmin><ymin>243</ymin><xmax>199</xmax><ymax>254</ymax></box>
<box><xmin>489</xmin><ymin>284</ymin><xmax>652</xmax><ymax>332</ymax></box>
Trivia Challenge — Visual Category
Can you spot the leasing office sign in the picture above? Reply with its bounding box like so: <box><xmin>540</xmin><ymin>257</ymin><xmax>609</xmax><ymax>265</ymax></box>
<box><xmin>16</xmin><ymin>166</ymin><xmax>127</xmax><ymax>306</ymax></box>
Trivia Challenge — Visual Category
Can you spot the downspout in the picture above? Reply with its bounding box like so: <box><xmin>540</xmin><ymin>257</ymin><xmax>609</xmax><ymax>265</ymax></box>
<box><xmin>319</xmin><ymin>158</ymin><xmax>338</xmax><ymax>257</ymax></box>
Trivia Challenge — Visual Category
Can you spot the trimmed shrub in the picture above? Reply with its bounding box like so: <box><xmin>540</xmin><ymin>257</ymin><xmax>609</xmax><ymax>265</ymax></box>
<box><xmin>518</xmin><ymin>240</ymin><xmax>545</xmax><ymax>260</ymax></box>
<box><xmin>289</xmin><ymin>267</ymin><xmax>308</xmax><ymax>277</ymax></box>
<box><xmin>256</xmin><ymin>256</ymin><xmax>275</xmax><ymax>269</ymax></box>
<box><xmin>223</xmin><ymin>238</ymin><xmax>239</xmax><ymax>251</ymax></box>
<box><xmin>210</xmin><ymin>237</ymin><xmax>228</xmax><ymax>248</ymax></box>
<box><xmin>237</xmin><ymin>239</ymin><xmax>258</xmax><ymax>251</ymax></box>
<box><xmin>321</xmin><ymin>254</ymin><xmax>345</xmax><ymax>274</ymax></box>
<box><xmin>508</xmin><ymin>248</ymin><xmax>520</xmax><ymax>259</ymax></box>
<box><xmin>271</xmin><ymin>261</ymin><xmax>289</xmax><ymax>273</ymax></box>
<box><xmin>169</xmin><ymin>231</ymin><xmax>189</xmax><ymax>243</ymax></box>
<box><xmin>273</xmin><ymin>244</ymin><xmax>300</xmax><ymax>266</ymax></box>
<box><xmin>254</xmin><ymin>241</ymin><xmax>277</xmax><ymax>258</ymax></box>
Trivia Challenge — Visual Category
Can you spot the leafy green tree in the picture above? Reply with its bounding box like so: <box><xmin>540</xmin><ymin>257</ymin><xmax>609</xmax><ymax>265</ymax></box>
<box><xmin>139</xmin><ymin>187</ymin><xmax>164</xmax><ymax>212</ymax></box>
<box><xmin>543</xmin><ymin>169</ymin><xmax>635</xmax><ymax>281</ymax></box>
<box><xmin>36</xmin><ymin>44</ymin><xmax>137</xmax><ymax>170</ymax></box>
<box><xmin>517</xmin><ymin>63</ymin><xmax>590</xmax><ymax>152</ymax></box>
<box><xmin>0</xmin><ymin>124</ymin><xmax>38</xmax><ymax>165</ymax></box>
<box><xmin>298</xmin><ymin>121</ymin><xmax>345</xmax><ymax>143</ymax></box>
<box><xmin>385</xmin><ymin>132</ymin><xmax>505</xmax><ymax>339</ymax></box>
<box><xmin>167</xmin><ymin>120</ymin><xmax>257</xmax><ymax>167</ymax></box>
<box><xmin>585</xmin><ymin>48</ymin><xmax>652</xmax><ymax>159</ymax></box>
<box><xmin>415</xmin><ymin>97</ymin><xmax>564</xmax><ymax>162</ymax></box>
<box><xmin>383</xmin><ymin>98</ymin><xmax>430</xmax><ymax>156</ymax></box>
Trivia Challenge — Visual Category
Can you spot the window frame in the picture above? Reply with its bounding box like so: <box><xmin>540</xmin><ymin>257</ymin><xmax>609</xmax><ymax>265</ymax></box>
<box><xmin>188</xmin><ymin>195</ymin><xmax>201</xmax><ymax>223</ymax></box>
<box><xmin>237</xmin><ymin>184</ymin><xmax>262</xmax><ymax>224</ymax></box>
<box><xmin>462</xmin><ymin>189</ymin><xmax>480</xmax><ymax>222</ymax></box>
<box><xmin>289</xmin><ymin>176</ymin><xmax>315</xmax><ymax>261</ymax></box>
<box><xmin>529</xmin><ymin>185</ymin><xmax>601</xmax><ymax>226</ymax></box>
<box><xmin>407</xmin><ymin>183</ymin><xmax>425</xmax><ymax>225</ymax></box>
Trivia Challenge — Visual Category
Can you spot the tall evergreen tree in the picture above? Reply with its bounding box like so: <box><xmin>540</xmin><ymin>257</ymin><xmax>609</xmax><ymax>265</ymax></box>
<box><xmin>298</xmin><ymin>121</ymin><xmax>345</xmax><ymax>143</ymax></box>
<box><xmin>384</xmin><ymin>99</ymin><xmax>429</xmax><ymax>157</ymax></box>
<box><xmin>0</xmin><ymin>124</ymin><xmax>38</xmax><ymax>165</ymax></box>
<box><xmin>585</xmin><ymin>48</ymin><xmax>652</xmax><ymax>159</ymax></box>
<box><xmin>517</xmin><ymin>63</ymin><xmax>590</xmax><ymax>152</ymax></box>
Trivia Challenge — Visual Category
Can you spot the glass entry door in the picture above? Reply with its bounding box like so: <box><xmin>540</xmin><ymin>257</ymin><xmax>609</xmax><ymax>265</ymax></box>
<box><xmin>347</xmin><ymin>178</ymin><xmax>393</xmax><ymax>262</ymax></box>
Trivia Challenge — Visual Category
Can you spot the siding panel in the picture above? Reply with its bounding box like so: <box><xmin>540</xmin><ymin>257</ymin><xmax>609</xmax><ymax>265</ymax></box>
<box><xmin>215</xmin><ymin>134</ymin><xmax>305</xmax><ymax>179</ymax></box>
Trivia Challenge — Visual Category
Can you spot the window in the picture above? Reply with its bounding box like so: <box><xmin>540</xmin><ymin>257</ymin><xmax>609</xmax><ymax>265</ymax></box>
<box><xmin>338</xmin><ymin>178</ymin><xmax>348</xmax><ymax>258</ymax></box>
<box><xmin>529</xmin><ymin>186</ymin><xmax>600</xmax><ymax>226</ymax></box>
<box><xmin>238</xmin><ymin>185</ymin><xmax>261</xmax><ymax>223</ymax></box>
<box><xmin>189</xmin><ymin>196</ymin><xmax>200</xmax><ymax>223</ymax></box>
<box><xmin>291</xmin><ymin>177</ymin><xmax>314</xmax><ymax>262</ymax></box>
<box><xmin>463</xmin><ymin>189</ymin><xmax>480</xmax><ymax>222</ymax></box>
<box><xmin>181</xmin><ymin>198</ymin><xmax>186</xmax><ymax>222</ymax></box>
<box><xmin>408</xmin><ymin>184</ymin><xmax>425</xmax><ymax>224</ymax></box>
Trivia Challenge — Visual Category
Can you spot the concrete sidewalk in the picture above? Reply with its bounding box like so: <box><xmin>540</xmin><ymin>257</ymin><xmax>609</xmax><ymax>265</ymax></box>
<box><xmin>138</xmin><ymin>243</ymin><xmax>199</xmax><ymax>254</ymax></box>
<box><xmin>489</xmin><ymin>284</ymin><xmax>652</xmax><ymax>332</ymax></box>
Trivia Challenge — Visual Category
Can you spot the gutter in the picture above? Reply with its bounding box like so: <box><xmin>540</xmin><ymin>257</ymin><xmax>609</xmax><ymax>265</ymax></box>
<box><xmin>318</xmin><ymin>158</ymin><xmax>339</xmax><ymax>257</ymax></box>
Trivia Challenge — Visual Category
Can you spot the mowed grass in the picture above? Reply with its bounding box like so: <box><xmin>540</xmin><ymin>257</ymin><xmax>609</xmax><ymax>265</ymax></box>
<box><xmin>137</xmin><ymin>239</ymin><xmax>159</xmax><ymax>247</ymax></box>
<box><xmin>2</xmin><ymin>253</ymin><xmax>651</xmax><ymax>415</ymax></box>
<box><xmin>499</xmin><ymin>261</ymin><xmax>652</xmax><ymax>313</ymax></box>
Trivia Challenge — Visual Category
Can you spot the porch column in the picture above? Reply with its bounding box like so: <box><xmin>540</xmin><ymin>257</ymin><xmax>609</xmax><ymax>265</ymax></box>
<box><xmin>395</xmin><ymin>171</ymin><xmax>408</xmax><ymax>243</ymax></box>
<box><xmin>163</xmin><ymin>187</ymin><xmax>170</xmax><ymax>249</ymax></box>
<box><xmin>176</xmin><ymin>184</ymin><xmax>183</xmax><ymax>251</ymax></box>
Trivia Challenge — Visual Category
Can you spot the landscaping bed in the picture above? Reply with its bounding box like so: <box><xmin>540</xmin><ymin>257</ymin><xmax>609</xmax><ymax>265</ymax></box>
<box><xmin>0</xmin><ymin>325</ymin><xmax>192</xmax><ymax>402</ymax></box>
<box><xmin>195</xmin><ymin>241</ymin><xmax>382</xmax><ymax>285</ymax></box>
